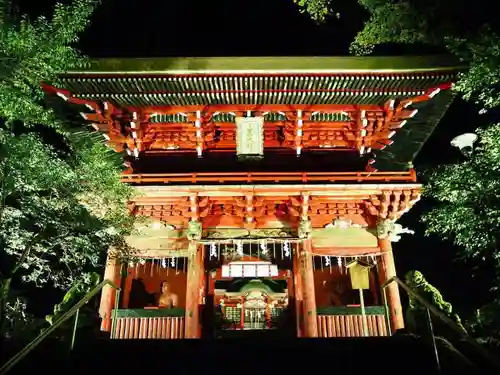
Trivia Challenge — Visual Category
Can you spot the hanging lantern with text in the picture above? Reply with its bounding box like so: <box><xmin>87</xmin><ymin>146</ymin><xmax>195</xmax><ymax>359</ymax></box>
<box><xmin>221</xmin><ymin>261</ymin><xmax>278</xmax><ymax>278</ymax></box>
<box><xmin>235</xmin><ymin>116</ymin><xmax>264</xmax><ymax>160</ymax></box>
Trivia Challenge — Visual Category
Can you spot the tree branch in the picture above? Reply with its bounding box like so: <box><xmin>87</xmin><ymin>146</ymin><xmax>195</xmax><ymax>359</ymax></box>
<box><xmin>10</xmin><ymin>233</ymin><xmax>40</xmax><ymax>277</ymax></box>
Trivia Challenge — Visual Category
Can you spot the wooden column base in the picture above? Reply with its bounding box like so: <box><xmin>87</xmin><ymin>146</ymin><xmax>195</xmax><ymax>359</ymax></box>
<box><xmin>379</xmin><ymin>238</ymin><xmax>404</xmax><ymax>332</ymax></box>
<box><xmin>300</xmin><ymin>240</ymin><xmax>318</xmax><ymax>337</ymax></box>
<box><xmin>99</xmin><ymin>254</ymin><xmax>120</xmax><ymax>331</ymax></box>
<box><xmin>185</xmin><ymin>245</ymin><xmax>203</xmax><ymax>338</ymax></box>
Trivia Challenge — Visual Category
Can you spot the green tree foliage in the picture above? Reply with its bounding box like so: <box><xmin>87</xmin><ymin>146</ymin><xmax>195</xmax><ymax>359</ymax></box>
<box><xmin>4</xmin><ymin>297</ymin><xmax>40</xmax><ymax>341</ymax></box>
<box><xmin>0</xmin><ymin>0</ymin><xmax>138</xmax><ymax>340</ymax></box>
<box><xmin>422</xmin><ymin>126</ymin><xmax>500</xmax><ymax>259</ymax></box>
<box><xmin>0</xmin><ymin>129</ymin><xmax>136</xmax><ymax>336</ymax></box>
<box><xmin>295</xmin><ymin>0</ymin><xmax>500</xmax><ymax>336</ymax></box>
<box><xmin>293</xmin><ymin>0</ymin><xmax>500</xmax><ymax>112</ymax></box>
<box><xmin>0</xmin><ymin>131</ymin><xmax>135</xmax><ymax>287</ymax></box>
<box><xmin>405</xmin><ymin>270</ymin><xmax>467</xmax><ymax>334</ymax></box>
<box><xmin>0</xmin><ymin>0</ymin><xmax>99</xmax><ymax>127</ymax></box>
<box><xmin>422</xmin><ymin>124</ymin><xmax>500</xmax><ymax>303</ymax></box>
<box><xmin>292</xmin><ymin>0</ymin><xmax>331</xmax><ymax>22</ymax></box>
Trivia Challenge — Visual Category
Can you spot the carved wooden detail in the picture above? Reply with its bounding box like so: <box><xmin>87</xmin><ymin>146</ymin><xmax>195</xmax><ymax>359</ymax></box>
<box><xmin>135</xmin><ymin>204</ymin><xmax>189</xmax><ymax>219</ymax></box>
<box><xmin>127</xmin><ymin>107</ymin><xmax>420</xmax><ymax>155</ymax></box>
<box><xmin>134</xmin><ymin>189</ymin><xmax>421</xmax><ymax>230</ymax></box>
<box><xmin>132</xmin><ymin>193</ymin><xmax>380</xmax><ymax>230</ymax></box>
<box><xmin>364</xmin><ymin>189</ymin><xmax>421</xmax><ymax>221</ymax></box>
<box><xmin>309</xmin><ymin>200</ymin><xmax>365</xmax><ymax>216</ymax></box>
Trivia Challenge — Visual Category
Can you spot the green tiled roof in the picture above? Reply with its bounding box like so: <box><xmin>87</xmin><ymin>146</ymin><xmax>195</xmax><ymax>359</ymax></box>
<box><xmin>58</xmin><ymin>56</ymin><xmax>462</xmax><ymax>107</ymax></box>
<box><xmin>61</xmin><ymin>73</ymin><xmax>456</xmax><ymax>107</ymax></box>
<box><xmin>52</xmin><ymin>56</ymin><xmax>463</xmax><ymax>172</ymax></box>
<box><xmin>68</xmin><ymin>56</ymin><xmax>463</xmax><ymax>74</ymax></box>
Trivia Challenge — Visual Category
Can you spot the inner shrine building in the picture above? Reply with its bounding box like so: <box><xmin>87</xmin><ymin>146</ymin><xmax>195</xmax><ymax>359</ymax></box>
<box><xmin>46</xmin><ymin>56</ymin><xmax>460</xmax><ymax>339</ymax></box>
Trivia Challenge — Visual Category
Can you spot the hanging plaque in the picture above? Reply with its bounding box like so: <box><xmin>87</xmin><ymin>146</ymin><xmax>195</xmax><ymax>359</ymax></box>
<box><xmin>231</xmin><ymin>264</ymin><xmax>243</xmax><ymax>278</ymax></box>
<box><xmin>346</xmin><ymin>259</ymin><xmax>373</xmax><ymax>290</ymax></box>
<box><xmin>235</xmin><ymin>116</ymin><xmax>264</xmax><ymax>159</ymax></box>
<box><xmin>257</xmin><ymin>264</ymin><xmax>270</xmax><ymax>277</ymax></box>
<box><xmin>221</xmin><ymin>265</ymin><xmax>230</xmax><ymax>278</ymax></box>
<box><xmin>243</xmin><ymin>264</ymin><xmax>257</xmax><ymax>277</ymax></box>
<box><xmin>222</xmin><ymin>262</ymin><xmax>279</xmax><ymax>278</ymax></box>
<box><xmin>270</xmin><ymin>265</ymin><xmax>279</xmax><ymax>277</ymax></box>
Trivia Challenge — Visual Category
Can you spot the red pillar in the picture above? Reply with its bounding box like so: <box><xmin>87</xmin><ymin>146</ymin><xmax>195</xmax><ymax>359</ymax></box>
<box><xmin>185</xmin><ymin>245</ymin><xmax>203</xmax><ymax>338</ymax></box>
<box><xmin>293</xmin><ymin>244</ymin><xmax>304</xmax><ymax>337</ymax></box>
<box><xmin>99</xmin><ymin>253</ymin><xmax>120</xmax><ymax>331</ymax></box>
<box><xmin>196</xmin><ymin>246</ymin><xmax>205</xmax><ymax>337</ymax></box>
<box><xmin>378</xmin><ymin>238</ymin><xmax>404</xmax><ymax>332</ymax></box>
<box><xmin>300</xmin><ymin>239</ymin><xmax>318</xmax><ymax>337</ymax></box>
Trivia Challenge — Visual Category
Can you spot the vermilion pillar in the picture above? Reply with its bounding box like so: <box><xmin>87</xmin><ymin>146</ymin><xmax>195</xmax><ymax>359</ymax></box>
<box><xmin>185</xmin><ymin>245</ymin><xmax>203</xmax><ymax>338</ymax></box>
<box><xmin>196</xmin><ymin>246</ymin><xmax>205</xmax><ymax>337</ymax></box>
<box><xmin>99</xmin><ymin>253</ymin><xmax>120</xmax><ymax>331</ymax></box>
<box><xmin>292</xmin><ymin>245</ymin><xmax>304</xmax><ymax>337</ymax></box>
<box><xmin>299</xmin><ymin>239</ymin><xmax>318</xmax><ymax>337</ymax></box>
<box><xmin>378</xmin><ymin>238</ymin><xmax>404</xmax><ymax>332</ymax></box>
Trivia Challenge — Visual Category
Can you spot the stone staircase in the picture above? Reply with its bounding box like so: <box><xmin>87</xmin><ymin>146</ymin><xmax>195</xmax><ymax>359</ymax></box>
<box><xmin>7</xmin><ymin>334</ymin><xmax>487</xmax><ymax>375</ymax></box>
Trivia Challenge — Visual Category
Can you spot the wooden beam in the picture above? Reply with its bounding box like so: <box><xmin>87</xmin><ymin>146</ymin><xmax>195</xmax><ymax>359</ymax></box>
<box><xmin>127</xmin><ymin>104</ymin><xmax>384</xmax><ymax>115</ymax></box>
<box><xmin>311</xmin><ymin>247</ymin><xmax>380</xmax><ymax>256</ymax></box>
<box><xmin>121</xmin><ymin>170</ymin><xmax>418</xmax><ymax>184</ymax></box>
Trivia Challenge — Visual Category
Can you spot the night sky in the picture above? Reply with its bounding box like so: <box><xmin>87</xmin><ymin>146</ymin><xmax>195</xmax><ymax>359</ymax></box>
<box><xmin>20</xmin><ymin>0</ymin><xmax>494</xmax><ymax>315</ymax></box>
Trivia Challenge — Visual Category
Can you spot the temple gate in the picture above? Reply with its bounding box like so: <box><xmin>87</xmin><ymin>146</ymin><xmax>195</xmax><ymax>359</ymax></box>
<box><xmin>45</xmin><ymin>56</ymin><xmax>460</xmax><ymax>339</ymax></box>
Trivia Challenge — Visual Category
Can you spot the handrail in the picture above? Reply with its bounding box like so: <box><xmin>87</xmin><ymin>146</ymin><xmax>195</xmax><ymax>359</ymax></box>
<box><xmin>121</xmin><ymin>170</ymin><xmax>417</xmax><ymax>184</ymax></box>
<box><xmin>382</xmin><ymin>276</ymin><xmax>500</xmax><ymax>369</ymax></box>
<box><xmin>0</xmin><ymin>279</ymin><xmax>120</xmax><ymax>375</ymax></box>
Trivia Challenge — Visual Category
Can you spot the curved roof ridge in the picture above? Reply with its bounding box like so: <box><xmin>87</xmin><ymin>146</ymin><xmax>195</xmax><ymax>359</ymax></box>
<box><xmin>66</xmin><ymin>55</ymin><xmax>465</xmax><ymax>75</ymax></box>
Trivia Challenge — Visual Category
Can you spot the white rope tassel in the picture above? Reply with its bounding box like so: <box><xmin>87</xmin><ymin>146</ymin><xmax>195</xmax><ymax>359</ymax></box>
<box><xmin>337</xmin><ymin>257</ymin><xmax>343</xmax><ymax>274</ymax></box>
<box><xmin>209</xmin><ymin>243</ymin><xmax>217</xmax><ymax>259</ymax></box>
<box><xmin>283</xmin><ymin>241</ymin><xmax>290</xmax><ymax>258</ymax></box>
<box><xmin>161</xmin><ymin>258</ymin><xmax>167</xmax><ymax>268</ymax></box>
<box><xmin>259</xmin><ymin>240</ymin><xmax>268</xmax><ymax>255</ymax></box>
<box><xmin>324</xmin><ymin>256</ymin><xmax>331</xmax><ymax>267</ymax></box>
<box><xmin>236</xmin><ymin>241</ymin><xmax>244</xmax><ymax>257</ymax></box>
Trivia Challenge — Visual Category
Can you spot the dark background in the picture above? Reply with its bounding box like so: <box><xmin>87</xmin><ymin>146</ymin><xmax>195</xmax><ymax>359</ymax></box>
<box><xmin>17</xmin><ymin>0</ymin><xmax>495</xmax><ymax>317</ymax></box>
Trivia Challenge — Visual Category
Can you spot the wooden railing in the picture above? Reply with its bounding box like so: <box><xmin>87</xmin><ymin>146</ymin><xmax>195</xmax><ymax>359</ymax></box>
<box><xmin>383</xmin><ymin>276</ymin><xmax>500</xmax><ymax>370</ymax></box>
<box><xmin>113</xmin><ymin>317</ymin><xmax>184</xmax><ymax>339</ymax></box>
<box><xmin>316</xmin><ymin>306</ymin><xmax>388</xmax><ymax>338</ymax></box>
<box><xmin>0</xmin><ymin>280</ymin><xmax>120</xmax><ymax>375</ymax></box>
<box><xmin>317</xmin><ymin>314</ymin><xmax>387</xmax><ymax>337</ymax></box>
<box><xmin>121</xmin><ymin>170</ymin><xmax>417</xmax><ymax>184</ymax></box>
<box><xmin>111</xmin><ymin>309</ymin><xmax>185</xmax><ymax>339</ymax></box>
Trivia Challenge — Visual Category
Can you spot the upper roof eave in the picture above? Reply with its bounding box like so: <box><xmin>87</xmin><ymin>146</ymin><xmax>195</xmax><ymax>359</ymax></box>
<box><xmin>65</xmin><ymin>55</ymin><xmax>466</xmax><ymax>76</ymax></box>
